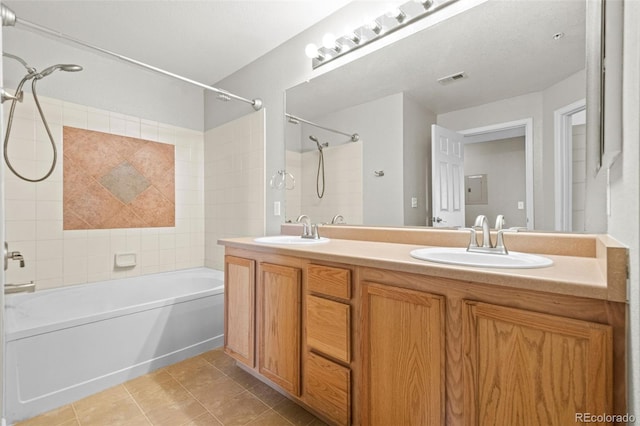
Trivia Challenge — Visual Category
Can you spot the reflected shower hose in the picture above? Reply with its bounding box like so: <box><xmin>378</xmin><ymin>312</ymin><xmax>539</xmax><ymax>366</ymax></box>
<box><xmin>316</xmin><ymin>148</ymin><xmax>325</xmax><ymax>199</ymax></box>
<box><xmin>4</xmin><ymin>75</ymin><xmax>57</xmax><ymax>182</ymax></box>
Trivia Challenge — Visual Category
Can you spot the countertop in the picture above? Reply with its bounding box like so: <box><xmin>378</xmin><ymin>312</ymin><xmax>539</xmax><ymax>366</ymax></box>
<box><xmin>219</xmin><ymin>230</ymin><xmax>628</xmax><ymax>303</ymax></box>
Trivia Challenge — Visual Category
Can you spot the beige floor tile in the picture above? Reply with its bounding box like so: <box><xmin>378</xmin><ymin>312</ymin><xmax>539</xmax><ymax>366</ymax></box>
<box><xmin>201</xmin><ymin>349</ymin><xmax>237</xmax><ymax>375</ymax></box>
<box><xmin>225</xmin><ymin>367</ymin><xmax>263</xmax><ymax>390</ymax></box>
<box><xmin>164</xmin><ymin>355</ymin><xmax>212</xmax><ymax>382</ymax></box>
<box><xmin>15</xmin><ymin>405</ymin><xmax>76</xmax><ymax>426</ymax></box>
<box><xmin>247</xmin><ymin>380</ymin><xmax>287</xmax><ymax>408</ymax></box>
<box><xmin>201</xmin><ymin>390</ymin><xmax>269</xmax><ymax>426</ymax></box>
<box><xmin>143</xmin><ymin>396</ymin><xmax>207</xmax><ymax>426</ymax></box>
<box><xmin>133</xmin><ymin>380</ymin><xmax>193</xmax><ymax>414</ymax></box>
<box><xmin>125</xmin><ymin>369</ymin><xmax>175</xmax><ymax>396</ymax></box>
<box><xmin>75</xmin><ymin>396</ymin><xmax>144</xmax><ymax>426</ymax></box>
<box><xmin>273</xmin><ymin>399</ymin><xmax>318</xmax><ymax>426</ymax></box>
<box><xmin>72</xmin><ymin>384</ymin><xmax>131</xmax><ymax>415</ymax></box>
<box><xmin>172</xmin><ymin>362</ymin><xmax>226</xmax><ymax>395</ymax></box>
<box><xmin>181</xmin><ymin>412</ymin><xmax>223</xmax><ymax>426</ymax></box>
<box><xmin>190</xmin><ymin>375</ymin><xmax>245</xmax><ymax>406</ymax></box>
<box><xmin>245</xmin><ymin>410</ymin><xmax>294</xmax><ymax>426</ymax></box>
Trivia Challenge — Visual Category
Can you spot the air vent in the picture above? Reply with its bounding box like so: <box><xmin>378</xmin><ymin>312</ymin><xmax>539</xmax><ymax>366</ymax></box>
<box><xmin>437</xmin><ymin>71</ymin><xmax>468</xmax><ymax>85</ymax></box>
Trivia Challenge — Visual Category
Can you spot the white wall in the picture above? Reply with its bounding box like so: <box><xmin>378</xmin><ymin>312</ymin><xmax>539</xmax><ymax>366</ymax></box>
<box><xmin>464</xmin><ymin>137</ymin><xmax>526</xmax><ymax>228</ymax></box>
<box><xmin>403</xmin><ymin>96</ymin><xmax>435</xmax><ymax>226</ymax></box>
<box><xmin>437</xmin><ymin>70</ymin><xmax>587</xmax><ymax>231</ymax></box>
<box><xmin>204</xmin><ymin>110</ymin><xmax>265</xmax><ymax>270</ymax></box>
<box><xmin>4</xmin><ymin>94</ymin><xmax>205</xmax><ymax>290</ymax></box>
<box><xmin>3</xmin><ymin>28</ymin><xmax>204</xmax><ymax>131</ymax></box>
<box><xmin>608</xmin><ymin>0</ymin><xmax>640</xmax><ymax>415</ymax></box>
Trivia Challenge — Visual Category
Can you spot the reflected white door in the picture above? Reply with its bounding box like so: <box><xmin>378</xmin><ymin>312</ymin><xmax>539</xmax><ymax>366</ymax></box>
<box><xmin>431</xmin><ymin>124</ymin><xmax>465</xmax><ymax>227</ymax></box>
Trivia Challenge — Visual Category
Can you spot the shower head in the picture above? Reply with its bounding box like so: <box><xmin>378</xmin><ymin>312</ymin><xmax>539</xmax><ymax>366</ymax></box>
<box><xmin>38</xmin><ymin>64</ymin><xmax>83</xmax><ymax>78</ymax></box>
<box><xmin>1</xmin><ymin>4</ymin><xmax>16</xmax><ymax>27</ymax></box>
<box><xmin>309</xmin><ymin>135</ymin><xmax>323</xmax><ymax>151</ymax></box>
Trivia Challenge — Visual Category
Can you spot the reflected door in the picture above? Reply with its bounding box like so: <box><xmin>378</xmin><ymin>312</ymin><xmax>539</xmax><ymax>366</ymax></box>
<box><xmin>431</xmin><ymin>124</ymin><xmax>465</xmax><ymax>227</ymax></box>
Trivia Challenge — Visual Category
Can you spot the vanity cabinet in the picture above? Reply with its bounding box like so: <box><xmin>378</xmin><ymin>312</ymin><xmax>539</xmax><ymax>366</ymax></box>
<box><xmin>223</xmin><ymin>255</ymin><xmax>255</xmax><ymax>367</ymax></box>
<box><xmin>222</xmin><ymin>245</ymin><xmax>625</xmax><ymax>426</ymax></box>
<box><xmin>303</xmin><ymin>264</ymin><xmax>352</xmax><ymax>426</ymax></box>
<box><xmin>360</xmin><ymin>281</ymin><xmax>445</xmax><ymax>426</ymax></box>
<box><xmin>257</xmin><ymin>262</ymin><xmax>301</xmax><ymax>395</ymax></box>
<box><xmin>463</xmin><ymin>301</ymin><xmax>612</xmax><ymax>425</ymax></box>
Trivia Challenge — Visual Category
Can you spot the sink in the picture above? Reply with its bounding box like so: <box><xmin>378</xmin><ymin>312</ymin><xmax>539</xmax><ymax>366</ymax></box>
<box><xmin>254</xmin><ymin>235</ymin><xmax>330</xmax><ymax>245</ymax></box>
<box><xmin>410</xmin><ymin>247</ymin><xmax>553</xmax><ymax>269</ymax></box>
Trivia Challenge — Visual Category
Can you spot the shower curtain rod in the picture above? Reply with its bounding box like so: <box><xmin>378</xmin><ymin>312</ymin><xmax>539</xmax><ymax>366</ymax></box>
<box><xmin>286</xmin><ymin>113</ymin><xmax>359</xmax><ymax>142</ymax></box>
<box><xmin>6</xmin><ymin>13</ymin><xmax>262</xmax><ymax>110</ymax></box>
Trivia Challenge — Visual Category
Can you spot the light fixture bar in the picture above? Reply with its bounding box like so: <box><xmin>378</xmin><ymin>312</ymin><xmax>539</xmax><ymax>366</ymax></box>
<box><xmin>285</xmin><ymin>113</ymin><xmax>359</xmax><ymax>142</ymax></box>
<box><xmin>8</xmin><ymin>12</ymin><xmax>263</xmax><ymax>110</ymax></box>
<box><xmin>309</xmin><ymin>0</ymin><xmax>456</xmax><ymax>69</ymax></box>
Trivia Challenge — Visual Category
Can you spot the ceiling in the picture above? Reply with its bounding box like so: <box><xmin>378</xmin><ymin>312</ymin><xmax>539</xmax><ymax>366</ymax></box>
<box><xmin>3</xmin><ymin>0</ymin><xmax>352</xmax><ymax>85</ymax></box>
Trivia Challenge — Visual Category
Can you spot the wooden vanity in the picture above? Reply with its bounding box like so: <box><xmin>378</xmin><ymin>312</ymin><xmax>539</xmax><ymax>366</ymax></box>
<box><xmin>220</xmin><ymin>227</ymin><xmax>627</xmax><ymax>425</ymax></box>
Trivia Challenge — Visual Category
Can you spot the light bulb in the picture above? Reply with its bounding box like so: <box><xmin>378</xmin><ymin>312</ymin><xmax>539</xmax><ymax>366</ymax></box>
<box><xmin>305</xmin><ymin>43</ymin><xmax>320</xmax><ymax>59</ymax></box>
<box><xmin>386</xmin><ymin>8</ymin><xmax>406</xmax><ymax>23</ymax></box>
<box><xmin>322</xmin><ymin>33</ymin><xmax>336</xmax><ymax>49</ymax></box>
<box><xmin>367</xmin><ymin>20</ymin><xmax>382</xmax><ymax>35</ymax></box>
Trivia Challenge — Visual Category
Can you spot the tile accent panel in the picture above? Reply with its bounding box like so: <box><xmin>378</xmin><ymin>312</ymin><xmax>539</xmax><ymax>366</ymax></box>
<box><xmin>4</xmin><ymin>94</ymin><xmax>205</xmax><ymax>290</ymax></box>
<box><xmin>63</xmin><ymin>127</ymin><xmax>175</xmax><ymax>229</ymax></box>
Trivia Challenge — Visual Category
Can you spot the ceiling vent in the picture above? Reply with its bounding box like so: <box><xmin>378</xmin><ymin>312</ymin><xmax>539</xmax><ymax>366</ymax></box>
<box><xmin>437</xmin><ymin>71</ymin><xmax>468</xmax><ymax>85</ymax></box>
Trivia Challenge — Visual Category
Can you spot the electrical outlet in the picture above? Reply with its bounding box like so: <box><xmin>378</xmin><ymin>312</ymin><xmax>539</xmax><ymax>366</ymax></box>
<box><xmin>517</xmin><ymin>201</ymin><xmax>524</xmax><ymax>210</ymax></box>
<box><xmin>411</xmin><ymin>197</ymin><xmax>418</xmax><ymax>208</ymax></box>
<box><xmin>273</xmin><ymin>201</ymin><xmax>281</xmax><ymax>216</ymax></box>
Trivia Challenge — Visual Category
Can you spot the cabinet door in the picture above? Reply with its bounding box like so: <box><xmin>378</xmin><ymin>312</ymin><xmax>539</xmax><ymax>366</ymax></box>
<box><xmin>224</xmin><ymin>256</ymin><xmax>255</xmax><ymax>367</ymax></box>
<box><xmin>463</xmin><ymin>301</ymin><xmax>612</xmax><ymax>426</ymax></box>
<box><xmin>361</xmin><ymin>282</ymin><xmax>445</xmax><ymax>426</ymax></box>
<box><xmin>258</xmin><ymin>263</ymin><xmax>302</xmax><ymax>395</ymax></box>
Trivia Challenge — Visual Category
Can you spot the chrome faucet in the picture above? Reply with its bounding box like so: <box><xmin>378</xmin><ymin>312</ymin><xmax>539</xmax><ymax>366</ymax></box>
<box><xmin>473</xmin><ymin>215</ymin><xmax>492</xmax><ymax>248</ymax></box>
<box><xmin>296</xmin><ymin>214</ymin><xmax>321</xmax><ymax>239</ymax></box>
<box><xmin>466</xmin><ymin>214</ymin><xmax>524</xmax><ymax>255</ymax></box>
<box><xmin>331</xmin><ymin>214</ymin><xmax>345</xmax><ymax>224</ymax></box>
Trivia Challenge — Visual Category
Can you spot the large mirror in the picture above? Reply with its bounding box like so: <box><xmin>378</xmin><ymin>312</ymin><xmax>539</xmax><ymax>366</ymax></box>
<box><xmin>284</xmin><ymin>0</ymin><xmax>605</xmax><ymax>232</ymax></box>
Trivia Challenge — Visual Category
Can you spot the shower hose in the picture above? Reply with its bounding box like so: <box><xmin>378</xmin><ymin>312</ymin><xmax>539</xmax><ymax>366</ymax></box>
<box><xmin>4</xmin><ymin>74</ymin><xmax>58</xmax><ymax>182</ymax></box>
<box><xmin>316</xmin><ymin>148</ymin><xmax>325</xmax><ymax>199</ymax></box>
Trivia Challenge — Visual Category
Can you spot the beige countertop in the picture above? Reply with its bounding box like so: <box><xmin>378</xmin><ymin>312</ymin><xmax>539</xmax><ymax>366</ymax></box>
<box><xmin>219</xmin><ymin>230</ymin><xmax>628</xmax><ymax>303</ymax></box>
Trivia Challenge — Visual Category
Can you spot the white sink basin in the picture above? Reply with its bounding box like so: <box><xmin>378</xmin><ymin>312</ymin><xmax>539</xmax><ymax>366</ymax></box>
<box><xmin>410</xmin><ymin>247</ymin><xmax>553</xmax><ymax>269</ymax></box>
<box><xmin>254</xmin><ymin>235</ymin><xmax>330</xmax><ymax>245</ymax></box>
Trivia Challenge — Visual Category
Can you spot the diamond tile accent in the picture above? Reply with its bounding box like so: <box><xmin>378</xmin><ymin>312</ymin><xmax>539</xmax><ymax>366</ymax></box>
<box><xmin>100</xmin><ymin>162</ymin><xmax>150</xmax><ymax>204</ymax></box>
<box><xmin>63</xmin><ymin>126</ymin><xmax>175</xmax><ymax>230</ymax></box>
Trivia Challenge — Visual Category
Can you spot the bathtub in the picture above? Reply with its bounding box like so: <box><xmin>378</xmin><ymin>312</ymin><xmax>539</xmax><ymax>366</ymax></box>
<box><xmin>4</xmin><ymin>267</ymin><xmax>224</xmax><ymax>424</ymax></box>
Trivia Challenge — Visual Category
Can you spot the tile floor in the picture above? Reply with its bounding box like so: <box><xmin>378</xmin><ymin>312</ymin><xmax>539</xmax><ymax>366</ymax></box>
<box><xmin>16</xmin><ymin>348</ymin><xmax>327</xmax><ymax>426</ymax></box>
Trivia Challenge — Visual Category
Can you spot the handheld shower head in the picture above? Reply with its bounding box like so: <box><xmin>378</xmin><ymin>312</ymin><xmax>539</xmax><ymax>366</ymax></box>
<box><xmin>309</xmin><ymin>135</ymin><xmax>324</xmax><ymax>151</ymax></box>
<box><xmin>38</xmin><ymin>64</ymin><xmax>83</xmax><ymax>78</ymax></box>
<box><xmin>1</xmin><ymin>4</ymin><xmax>16</xmax><ymax>27</ymax></box>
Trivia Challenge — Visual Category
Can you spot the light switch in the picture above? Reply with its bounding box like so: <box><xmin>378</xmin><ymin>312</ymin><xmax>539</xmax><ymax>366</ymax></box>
<box><xmin>273</xmin><ymin>201</ymin><xmax>281</xmax><ymax>216</ymax></box>
<box><xmin>517</xmin><ymin>201</ymin><xmax>524</xmax><ymax>210</ymax></box>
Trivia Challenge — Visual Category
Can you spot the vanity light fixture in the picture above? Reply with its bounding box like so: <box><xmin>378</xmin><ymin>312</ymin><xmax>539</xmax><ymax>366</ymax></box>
<box><xmin>307</xmin><ymin>0</ymin><xmax>449</xmax><ymax>69</ymax></box>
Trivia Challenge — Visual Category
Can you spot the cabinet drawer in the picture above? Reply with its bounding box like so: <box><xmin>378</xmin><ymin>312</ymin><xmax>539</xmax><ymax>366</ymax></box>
<box><xmin>304</xmin><ymin>352</ymin><xmax>350</xmax><ymax>426</ymax></box>
<box><xmin>307</xmin><ymin>295</ymin><xmax>350</xmax><ymax>363</ymax></box>
<box><xmin>307</xmin><ymin>264</ymin><xmax>351</xmax><ymax>300</ymax></box>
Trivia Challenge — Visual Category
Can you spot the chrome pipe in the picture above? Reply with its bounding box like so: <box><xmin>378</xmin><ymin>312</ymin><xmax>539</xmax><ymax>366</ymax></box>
<box><xmin>285</xmin><ymin>113</ymin><xmax>359</xmax><ymax>142</ymax></box>
<box><xmin>11</xmin><ymin>17</ymin><xmax>263</xmax><ymax>110</ymax></box>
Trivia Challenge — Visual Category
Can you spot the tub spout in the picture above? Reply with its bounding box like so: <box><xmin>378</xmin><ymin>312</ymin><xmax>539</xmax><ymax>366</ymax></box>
<box><xmin>5</xmin><ymin>281</ymin><xmax>35</xmax><ymax>294</ymax></box>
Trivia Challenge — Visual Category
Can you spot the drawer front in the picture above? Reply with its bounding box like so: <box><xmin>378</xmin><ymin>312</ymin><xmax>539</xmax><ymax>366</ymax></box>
<box><xmin>307</xmin><ymin>295</ymin><xmax>351</xmax><ymax>363</ymax></box>
<box><xmin>307</xmin><ymin>264</ymin><xmax>351</xmax><ymax>300</ymax></box>
<box><xmin>304</xmin><ymin>352</ymin><xmax>351</xmax><ymax>426</ymax></box>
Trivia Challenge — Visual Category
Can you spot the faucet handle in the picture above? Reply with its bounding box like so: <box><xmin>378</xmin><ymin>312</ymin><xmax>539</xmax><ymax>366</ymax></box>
<box><xmin>495</xmin><ymin>215</ymin><xmax>505</xmax><ymax>230</ymax></box>
<box><xmin>459</xmin><ymin>227</ymin><xmax>479</xmax><ymax>249</ymax></box>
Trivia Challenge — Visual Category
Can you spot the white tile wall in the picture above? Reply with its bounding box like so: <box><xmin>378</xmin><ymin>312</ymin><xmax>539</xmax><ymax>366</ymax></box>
<box><xmin>296</xmin><ymin>142</ymin><xmax>363</xmax><ymax>225</ymax></box>
<box><xmin>204</xmin><ymin>110</ymin><xmax>265</xmax><ymax>270</ymax></box>
<box><xmin>4</xmin><ymin>94</ymin><xmax>205</xmax><ymax>290</ymax></box>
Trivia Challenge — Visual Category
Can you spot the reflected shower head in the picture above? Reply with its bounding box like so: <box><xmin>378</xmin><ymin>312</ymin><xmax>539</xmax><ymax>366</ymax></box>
<box><xmin>309</xmin><ymin>135</ymin><xmax>323</xmax><ymax>151</ymax></box>
<box><xmin>38</xmin><ymin>64</ymin><xmax>83</xmax><ymax>78</ymax></box>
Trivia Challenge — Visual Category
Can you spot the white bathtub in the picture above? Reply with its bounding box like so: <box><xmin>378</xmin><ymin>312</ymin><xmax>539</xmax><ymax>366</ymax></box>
<box><xmin>4</xmin><ymin>267</ymin><xmax>224</xmax><ymax>425</ymax></box>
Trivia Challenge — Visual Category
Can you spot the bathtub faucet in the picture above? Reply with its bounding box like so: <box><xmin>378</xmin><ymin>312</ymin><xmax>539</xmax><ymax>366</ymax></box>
<box><xmin>5</xmin><ymin>281</ymin><xmax>35</xmax><ymax>294</ymax></box>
